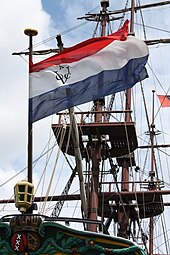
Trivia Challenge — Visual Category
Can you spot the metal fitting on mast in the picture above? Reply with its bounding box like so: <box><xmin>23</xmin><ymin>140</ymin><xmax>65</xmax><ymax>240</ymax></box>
<box><xmin>100</xmin><ymin>0</ymin><xmax>109</xmax><ymax>8</ymax></box>
<box><xmin>24</xmin><ymin>28</ymin><xmax>38</xmax><ymax>37</ymax></box>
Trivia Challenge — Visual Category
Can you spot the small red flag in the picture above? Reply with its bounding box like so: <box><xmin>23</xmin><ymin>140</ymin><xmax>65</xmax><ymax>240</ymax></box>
<box><xmin>157</xmin><ymin>95</ymin><xmax>170</xmax><ymax>107</ymax></box>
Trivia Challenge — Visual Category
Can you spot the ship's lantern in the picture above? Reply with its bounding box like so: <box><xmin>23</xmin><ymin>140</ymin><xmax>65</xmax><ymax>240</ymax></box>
<box><xmin>14</xmin><ymin>180</ymin><xmax>34</xmax><ymax>213</ymax></box>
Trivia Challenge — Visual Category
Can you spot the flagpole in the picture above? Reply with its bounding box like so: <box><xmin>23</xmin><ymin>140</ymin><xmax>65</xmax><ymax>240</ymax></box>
<box><xmin>125</xmin><ymin>0</ymin><xmax>134</xmax><ymax>123</ymax></box>
<box><xmin>24</xmin><ymin>28</ymin><xmax>38</xmax><ymax>183</ymax></box>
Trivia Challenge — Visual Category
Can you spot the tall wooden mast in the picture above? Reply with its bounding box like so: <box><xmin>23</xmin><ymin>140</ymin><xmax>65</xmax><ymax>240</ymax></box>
<box><xmin>87</xmin><ymin>0</ymin><xmax>109</xmax><ymax>233</ymax></box>
<box><xmin>149</xmin><ymin>91</ymin><xmax>156</xmax><ymax>255</ymax></box>
<box><xmin>118</xmin><ymin>0</ymin><xmax>135</xmax><ymax>239</ymax></box>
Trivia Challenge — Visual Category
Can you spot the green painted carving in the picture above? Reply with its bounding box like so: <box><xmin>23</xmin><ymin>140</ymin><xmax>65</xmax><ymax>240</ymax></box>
<box><xmin>30</xmin><ymin>231</ymin><xmax>145</xmax><ymax>255</ymax></box>
<box><xmin>0</xmin><ymin>222</ymin><xmax>11</xmax><ymax>238</ymax></box>
<box><xmin>0</xmin><ymin>238</ymin><xmax>16</xmax><ymax>255</ymax></box>
<box><xmin>0</xmin><ymin>221</ymin><xmax>146</xmax><ymax>255</ymax></box>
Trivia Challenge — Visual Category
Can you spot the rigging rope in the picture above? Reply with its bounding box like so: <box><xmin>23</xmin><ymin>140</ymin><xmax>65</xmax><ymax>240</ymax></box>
<box><xmin>39</xmin><ymin>119</ymin><xmax>56</xmax><ymax>209</ymax></box>
<box><xmin>35</xmin><ymin>117</ymin><xmax>58</xmax><ymax>196</ymax></box>
<box><xmin>160</xmin><ymin>213</ymin><xmax>170</xmax><ymax>253</ymax></box>
<box><xmin>119</xmin><ymin>0</ymin><xmax>129</xmax><ymax>29</ymax></box>
<box><xmin>40</xmin><ymin>124</ymin><xmax>67</xmax><ymax>214</ymax></box>
<box><xmin>137</xmin><ymin>0</ymin><xmax>147</xmax><ymax>40</ymax></box>
<box><xmin>135</xmin><ymin>22</ymin><xmax>170</xmax><ymax>34</ymax></box>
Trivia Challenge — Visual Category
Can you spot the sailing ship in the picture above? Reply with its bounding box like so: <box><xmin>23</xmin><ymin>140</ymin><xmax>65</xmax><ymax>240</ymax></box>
<box><xmin>0</xmin><ymin>0</ymin><xmax>170</xmax><ymax>254</ymax></box>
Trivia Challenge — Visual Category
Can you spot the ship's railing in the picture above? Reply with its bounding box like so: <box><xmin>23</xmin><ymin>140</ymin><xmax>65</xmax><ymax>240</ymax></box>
<box><xmin>91</xmin><ymin>180</ymin><xmax>165</xmax><ymax>189</ymax></box>
<box><xmin>82</xmin><ymin>179</ymin><xmax>165</xmax><ymax>194</ymax></box>
<box><xmin>0</xmin><ymin>214</ymin><xmax>109</xmax><ymax>234</ymax></box>
<box><xmin>55</xmin><ymin>110</ymin><xmax>132</xmax><ymax>124</ymax></box>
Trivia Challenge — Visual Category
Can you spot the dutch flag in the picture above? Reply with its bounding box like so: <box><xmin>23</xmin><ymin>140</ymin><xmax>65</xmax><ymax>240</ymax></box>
<box><xmin>29</xmin><ymin>21</ymin><xmax>149</xmax><ymax>123</ymax></box>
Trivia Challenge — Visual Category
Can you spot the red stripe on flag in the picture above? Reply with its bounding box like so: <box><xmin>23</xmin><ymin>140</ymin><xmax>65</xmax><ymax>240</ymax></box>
<box><xmin>30</xmin><ymin>20</ymin><xmax>129</xmax><ymax>73</ymax></box>
<box><xmin>157</xmin><ymin>95</ymin><xmax>170</xmax><ymax>107</ymax></box>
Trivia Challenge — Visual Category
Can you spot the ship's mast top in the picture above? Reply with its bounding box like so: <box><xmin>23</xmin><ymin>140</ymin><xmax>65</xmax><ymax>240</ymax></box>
<box><xmin>101</xmin><ymin>0</ymin><xmax>109</xmax><ymax>8</ymax></box>
<box><xmin>77</xmin><ymin>0</ymin><xmax>123</xmax><ymax>35</ymax></box>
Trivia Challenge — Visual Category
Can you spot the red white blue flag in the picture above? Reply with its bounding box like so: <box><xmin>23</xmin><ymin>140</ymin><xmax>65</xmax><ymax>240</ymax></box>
<box><xmin>29</xmin><ymin>21</ymin><xmax>149</xmax><ymax>123</ymax></box>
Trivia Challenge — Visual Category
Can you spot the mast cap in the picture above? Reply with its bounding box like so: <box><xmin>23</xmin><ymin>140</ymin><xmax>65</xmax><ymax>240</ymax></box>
<box><xmin>24</xmin><ymin>28</ymin><xmax>38</xmax><ymax>36</ymax></box>
<box><xmin>101</xmin><ymin>0</ymin><xmax>109</xmax><ymax>7</ymax></box>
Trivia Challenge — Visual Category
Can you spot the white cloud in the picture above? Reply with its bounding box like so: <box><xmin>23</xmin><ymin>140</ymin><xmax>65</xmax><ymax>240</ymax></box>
<box><xmin>0</xmin><ymin>1</ymin><xmax>55</xmax><ymax>198</ymax></box>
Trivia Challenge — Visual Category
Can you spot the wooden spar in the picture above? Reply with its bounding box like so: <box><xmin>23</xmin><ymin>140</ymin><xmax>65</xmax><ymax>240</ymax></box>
<box><xmin>24</xmin><ymin>29</ymin><xmax>38</xmax><ymax>184</ymax></box>
<box><xmin>113</xmin><ymin>1</ymin><xmax>170</xmax><ymax>14</ymax></box>
<box><xmin>138</xmin><ymin>144</ymin><xmax>170</xmax><ymax>149</ymax></box>
<box><xmin>11</xmin><ymin>38</ymin><xmax>170</xmax><ymax>58</ymax></box>
<box><xmin>145</xmin><ymin>38</ymin><xmax>170</xmax><ymax>45</ymax></box>
<box><xmin>69</xmin><ymin>108</ymin><xmax>88</xmax><ymax>219</ymax></box>
<box><xmin>80</xmin><ymin>1</ymin><xmax>170</xmax><ymax>17</ymax></box>
<box><xmin>149</xmin><ymin>91</ymin><xmax>156</xmax><ymax>255</ymax></box>
<box><xmin>56</xmin><ymin>35</ymin><xmax>88</xmax><ymax>219</ymax></box>
<box><xmin>1</xmin><ymin>189</ymin><xmax>170</xmax><ymax>203</ymax></box>
<box><xmin>11</xmin><ymin>38</ymin><xmax>170</xmax><ymax>57</ymax></box>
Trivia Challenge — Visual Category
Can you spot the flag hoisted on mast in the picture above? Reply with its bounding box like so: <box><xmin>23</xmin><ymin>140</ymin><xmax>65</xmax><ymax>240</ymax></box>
<box><xmin>29</xmin><ymin>20</ymin><xmax>149</xmax><ymax>123</ymax></box>
<box><xmin>157</xmin><ymin>94</ymin><xmax>170</xmax><ymax>107</ymax></box>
